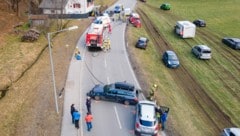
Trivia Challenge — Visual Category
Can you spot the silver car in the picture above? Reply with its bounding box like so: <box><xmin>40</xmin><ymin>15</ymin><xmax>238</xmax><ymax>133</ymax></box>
<box><xmin>135</xmin><ymin>100</ymin><xmax>159</xmax><ymax>136</ymax></box>
<box><xmin>221</xmin><ymin>128</ymin><xmax>240</xmax><ymax>136</ymax></box>
<box><xmin>192</xmin><ymin>45</ymin><xmax>211</xmax><ymax>59</ymax></box>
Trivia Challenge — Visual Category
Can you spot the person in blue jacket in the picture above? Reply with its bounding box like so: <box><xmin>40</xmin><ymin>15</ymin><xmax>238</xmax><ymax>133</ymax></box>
<box><xmin>161</xmin><ymin>111</ymin><xmax>168</xmax><ymax>130</ymax></box>
<box><xmin>73</xmin><ymin>110</ymin><xmax>81</xmax><ymax>129</ymax></box>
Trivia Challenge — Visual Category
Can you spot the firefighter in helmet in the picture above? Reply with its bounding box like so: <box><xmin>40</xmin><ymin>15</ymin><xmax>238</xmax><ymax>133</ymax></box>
<box><xmin>105</xmin><ymin>37</ymin><xmax>111</xmax><ymax>51</ymax></box>
<box><xmin>149</xmin><ymin>83</ymin><xmax>158</xmax><ymax>101</ymax></box>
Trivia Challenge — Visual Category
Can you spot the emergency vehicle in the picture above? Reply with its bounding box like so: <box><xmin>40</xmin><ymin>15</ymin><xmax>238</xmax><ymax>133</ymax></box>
<box><xmin>85</xmin><ymin>23</ymin><xmax>104</xmax><ymax>48</ymax></box>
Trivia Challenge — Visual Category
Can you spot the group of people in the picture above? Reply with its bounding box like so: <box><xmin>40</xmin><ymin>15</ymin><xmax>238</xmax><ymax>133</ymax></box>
<box><xmin>70</xmin><ymin>96</ymin><xmax>93</xmax><ymax>131</ymax></box>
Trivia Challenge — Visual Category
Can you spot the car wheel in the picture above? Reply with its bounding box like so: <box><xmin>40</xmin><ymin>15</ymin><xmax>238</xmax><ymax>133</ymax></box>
<box><xmin>124</xmin><ymin>100</ymin><xmax>130</xmax><ymax>105</ymax></box>
<box><xmin>197</xmin><ymin>54</ymin><xmax>201</xmax><ymax>59</ymax></box>
<box><xmin>95</xmin><ymin>96</ymin><xmax>100</xmax><ymax>100</ymax></box>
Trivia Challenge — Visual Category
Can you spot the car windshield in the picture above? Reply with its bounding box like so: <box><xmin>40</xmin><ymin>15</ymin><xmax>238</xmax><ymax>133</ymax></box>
<box><xmin>139</xmin><ymin>40</ymin><xmax>145</xmax><ymax>43</ymax></box>
<box><xmin>93</xmin><ymin>19</ymin><xmax>102</xmax><ymax>24</ymax></box>
<box><xmin>140</xmin><ymin>119</ymin><xmax>155</xmax><ymax>127</ymax></box>
<box><xmin>115</xmin><ymin>6</ymin><xmax>120</xmax><ymax>10</ymax></box>
<box><xmin>103</xmin><ymin>84</ymin><xmax>111</xmax><ymax>92</ymax></box>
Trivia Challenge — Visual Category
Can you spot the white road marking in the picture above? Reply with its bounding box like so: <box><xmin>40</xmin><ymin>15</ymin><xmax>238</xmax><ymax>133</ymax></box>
<box><xmin>104</xmin><ymin>58</ymin><xmax>107</xmax><ymax>68</ymax></box>
<box><xmin>114</xmin><ymin>106</ymin><xmax>122</xmax><ymax>129</ymax></box>
<box><xmin>107</xmin><ymin>77</ymin><xmax>110</xmax><ymax>84</ymax></box>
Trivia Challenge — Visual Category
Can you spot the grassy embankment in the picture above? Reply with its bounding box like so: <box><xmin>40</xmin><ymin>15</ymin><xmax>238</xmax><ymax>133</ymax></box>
<box><xmin>128</xmin><ymin>0</ymin><xmax>240</xmax><ymax>135</ymax></box>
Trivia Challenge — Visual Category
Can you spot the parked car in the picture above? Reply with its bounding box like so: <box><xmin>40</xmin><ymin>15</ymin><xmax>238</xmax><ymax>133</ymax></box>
<box><xmin>192</xmin><ymin>45</ymin><xmax>212</xmax><ymax>59</ymax></box>
<box><xmin>221</xmin><ymin>127</ymin><xmax>240</xmax><ymax>136</ymax></box>
<box><xmin>222</xmin><ymin>37</ymin><xmax>240</xmax><ymax>50</ymax></box>
<box><xmin>129</xmin><ymin>13</ymin><xmax>142</xmax><ymax>28</ymax></box>
<box><xmin>135</xmin><ymin>100</ymin><xmax>159</xmax><ymax>136</ymax></box>
<box><xmin>114</xmin><ymin>5</ymin><xmax>122</xmax><ymax>13</ymax></box>
<box><xmin>87</xmin><ymin>82</ymin><xmax>138</xmax><ymax>105</ymax></box>
<box><xmin>160</xmin><ymin>3</ymin><xmax>171</xmax><ymax>10</ymax></box>
<box><xmin>162</xmin><ymin>50</ymin><xmax>180</xmax><ymax>68</ymax></box>
<box><xmin>136</xmin><ymin>37</ymin><xmax>149</xmax><ymax>49</ymax></box>
<box><xmin>193</xmin><ymin>19</ymin><xmax>206</xmax><ymax>27</ymax></box>
<box><xmin>124</xmin><ymin>8</ymin><xmax>132</xmax><ymax>16</ymax></box>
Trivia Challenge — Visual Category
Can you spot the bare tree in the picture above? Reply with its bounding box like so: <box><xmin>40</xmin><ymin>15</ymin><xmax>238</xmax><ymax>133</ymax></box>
<box><xmin>3</xmin><ymin>0</ymin><xmax>21</xmax><ymax>16</ymax></box>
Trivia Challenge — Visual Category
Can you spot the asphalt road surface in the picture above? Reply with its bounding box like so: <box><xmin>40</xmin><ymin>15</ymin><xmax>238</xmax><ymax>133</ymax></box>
<box><xmin>60</xmin><ymin>0</ymin><xmax>159</xmax><ymax>136</ymax></box>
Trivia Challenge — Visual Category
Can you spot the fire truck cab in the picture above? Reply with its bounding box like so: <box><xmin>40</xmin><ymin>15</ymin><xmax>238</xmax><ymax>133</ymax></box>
<box><xmin>85</xmin><ymin>23</ymin><xmax>104</xmax><ymax>48</ymax></box>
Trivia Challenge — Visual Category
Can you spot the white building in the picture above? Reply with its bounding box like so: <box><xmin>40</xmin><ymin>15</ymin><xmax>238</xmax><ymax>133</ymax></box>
<box><xmin>39</xmin><ymin>0</ymin><xmax>94</xmax><ymax>17</ymax></box>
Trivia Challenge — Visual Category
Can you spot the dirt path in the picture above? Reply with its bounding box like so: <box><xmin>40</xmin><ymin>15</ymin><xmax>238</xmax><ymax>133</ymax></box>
<box><xmin>137</xmin><ymin>7</ymin><xmax>235</xmax><ymax>134</ymax></box>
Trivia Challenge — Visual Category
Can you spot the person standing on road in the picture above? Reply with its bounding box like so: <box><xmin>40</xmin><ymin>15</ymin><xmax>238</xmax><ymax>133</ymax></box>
<box><xmin>108</xmin><ymin>23</ymin><xmax>112</xmax><ymax>34</ymax></box>
<box><xmin>85</xmin><ymin>112</ymin><xmax>93</xmax><ymax>131</ymax></box>
<box><xmin>86</xmin><ymin>97</ymin><xmax>91</xmax><ymax>113</ymax></box>
<box><xmin>70</xmin><ymin>104</ymin><xmax>76</xmax><ymax>124</ymax></box>
<box><xmin>73</xmin><ymin>110</ymin><xmax>81</xmax><ymax>129</ymax></box>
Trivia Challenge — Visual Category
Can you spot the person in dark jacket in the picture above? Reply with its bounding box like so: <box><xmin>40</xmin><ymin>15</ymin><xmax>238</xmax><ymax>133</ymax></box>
<box><xmin>73</xmin><ymin>110</ymin><xmax>81</xmax><ymax>129</ymax></box>
<box><xmin>86</xmin><ymin>97</ymin><xmax>91</xmax><ymax>113</ymax></box>
<box><xmin>70</xmin><ymin>104</ymin><xmax>76</xmax><ymax>124</ymax></box>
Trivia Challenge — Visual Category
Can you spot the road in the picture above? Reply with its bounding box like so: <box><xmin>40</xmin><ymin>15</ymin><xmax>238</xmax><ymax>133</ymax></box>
<box><xmin>61</xmin><ymin>0</ymin><xmax>142</xmax><ymax>136</ymax></box>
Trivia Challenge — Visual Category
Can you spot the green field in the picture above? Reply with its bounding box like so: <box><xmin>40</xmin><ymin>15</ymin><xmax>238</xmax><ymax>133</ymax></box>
<box><xmin>128</xmin><ymin>0</ymin><xmax>240</xmax><ymax>135</ymax></box>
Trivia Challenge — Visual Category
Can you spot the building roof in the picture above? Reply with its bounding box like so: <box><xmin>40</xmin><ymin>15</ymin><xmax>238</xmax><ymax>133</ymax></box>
<box><xmin>39</xmin><ymin>0</ymin><xmax>68</xmax><ymax>9</ymax></box>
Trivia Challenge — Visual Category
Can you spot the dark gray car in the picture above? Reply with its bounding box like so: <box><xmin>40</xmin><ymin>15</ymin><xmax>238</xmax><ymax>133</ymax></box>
<box><xmin>87</xmin><ymin>82</ymin><xmax>138</xmax><ymax>105</ymax></box>
<box><xmin>222</xmin><ymin>37</ymin><xmax>240</xmax><ymax>50</ymax></box>
<box><xmin>136</xmin><ymin>37</ymin><xmax>149</xmax><ymax>49</ymax></box>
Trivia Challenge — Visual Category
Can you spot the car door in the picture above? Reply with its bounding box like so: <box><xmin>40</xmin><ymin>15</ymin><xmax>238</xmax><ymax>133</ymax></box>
<box><xmin>105</xmin><ymin>89</ymin><xmax>117</xmax><ymax>101</ymax></box>
<box><xmin>163</xmin><ymin>53</ymin><xmax>168</xmax><ymax>65</ymax></box>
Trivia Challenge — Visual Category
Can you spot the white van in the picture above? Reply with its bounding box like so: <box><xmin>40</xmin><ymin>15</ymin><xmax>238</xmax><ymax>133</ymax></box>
<box><xmin>175</xmin><ymin>21</ymin><xmax>196</xmax><ymax>38</ymax></box>
<box><xmin>124</xmin><ymin>8</ymin><xmax>132</xmax><ymax>16</ymax></box>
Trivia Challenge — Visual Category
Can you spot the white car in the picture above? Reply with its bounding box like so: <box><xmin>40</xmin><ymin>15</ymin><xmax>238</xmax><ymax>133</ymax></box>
<box><xmin>221</xmin><ymin>128</ymin><xmax>240</xmax><ymax>136</ymax></box>
<box><xmin>124</xmin><ymin>8</ymin><xmax>132</xmax><ymax>16</ymax></box>
<box><xmin>192</xmin><ymin>45</ymin><xmax>211</xmax><ymax>60</ymax></box>
<box><xmin>135</xmin><ymin>100</ymin><xmax>159</xmax><ymax>136</ymax></box>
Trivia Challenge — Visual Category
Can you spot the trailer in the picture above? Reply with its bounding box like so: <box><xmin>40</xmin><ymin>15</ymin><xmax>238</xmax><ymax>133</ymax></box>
<box><xmin>85</xmin><ymin>23</ymin><xmax>104</xmax><ymax>48</ymax></box>
<box><xmin>175</xmin><ymin>21</ymin><xmax>196</xmax><ymax>38</ymax></box>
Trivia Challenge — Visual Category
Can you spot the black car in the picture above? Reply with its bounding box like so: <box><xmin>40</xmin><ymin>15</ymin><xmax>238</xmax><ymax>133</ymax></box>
<box><xmin>87</xmin><ymin>82</ymin><xmax>139</xmax><ymax>105</ymax></box>
<box><xmin>222</xmin><ymin>37</ymin><xmax>240</xmax><ymax>50</ymax></box>
<box><xmin>136</xmin><ymin>37</ymin><xmax>149</xmax><ymax>49</ymax></box>
<box><xmin>193</xmin><ymin>19</ymin><xmax>206</xmax><ymax>27</ymax></box>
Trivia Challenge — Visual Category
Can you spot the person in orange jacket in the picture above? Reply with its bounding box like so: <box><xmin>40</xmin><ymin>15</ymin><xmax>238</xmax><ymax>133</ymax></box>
<box><xmin>85</xmin><ymin>112</ymin><xmax>93</xmax><ymax>131</ymax></box>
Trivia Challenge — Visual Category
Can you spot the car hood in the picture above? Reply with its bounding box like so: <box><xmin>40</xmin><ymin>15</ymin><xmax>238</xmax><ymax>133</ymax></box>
<box><xmin>169</xmin><ymin>60</ymin><xmax>179</xmax><ymax>65</ymax></box>
<box><xmin>92</xmin><ymin>84</ymin><xmax>104</xmax><ymax>93</ymax></box>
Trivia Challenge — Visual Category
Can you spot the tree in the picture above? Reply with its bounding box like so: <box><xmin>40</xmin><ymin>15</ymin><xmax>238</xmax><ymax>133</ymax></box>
<box><xmin>4</xmin><ymin>0</ymin><xmax>21</xmax><ymax>16</ymax></box>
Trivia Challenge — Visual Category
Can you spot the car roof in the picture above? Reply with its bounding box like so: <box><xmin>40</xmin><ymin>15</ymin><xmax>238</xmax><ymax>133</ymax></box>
<box><xmin>229</xmin><ymin>38</ymin><xmax>240</xmax><ymax>42</ymax></box>
<box><xmin>139</xmin><ymin>101</ymin><xmax>156</xmax><ymax>121</ymax></box>
<box><xmin>230</xmin><ymin>128</ymin><xmax>240</xmax><ymax>135</ymax></box>
<box><xmin>196</xmin><ymin>45</ymin><xmax>211</xmax><ymax>50</ymax></box>
<box><xmin>195</xmin><ymin>19</ymin><xmax>204</xmax><ymax>22</ymax></box>
<box><xmin>224</xmin><ymin>128</ymin><xmax>240</xmax><ymax>136</ymax></box>
<box><xmin>114</xmin><ymin>82</ymin><xmax>135</xmax><ymax>91</ymax></box>
<box><xmin>131</xmin><ymin>13</ymin><xmax>140</xmax><ymax>18</ymax></box>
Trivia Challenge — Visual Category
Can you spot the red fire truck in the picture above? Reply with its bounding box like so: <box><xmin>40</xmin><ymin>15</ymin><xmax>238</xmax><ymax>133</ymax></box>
<box><xmin>85</xmin><ymin>23</ymin><xmax>104</xmax><ymax>48</ymax></box>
